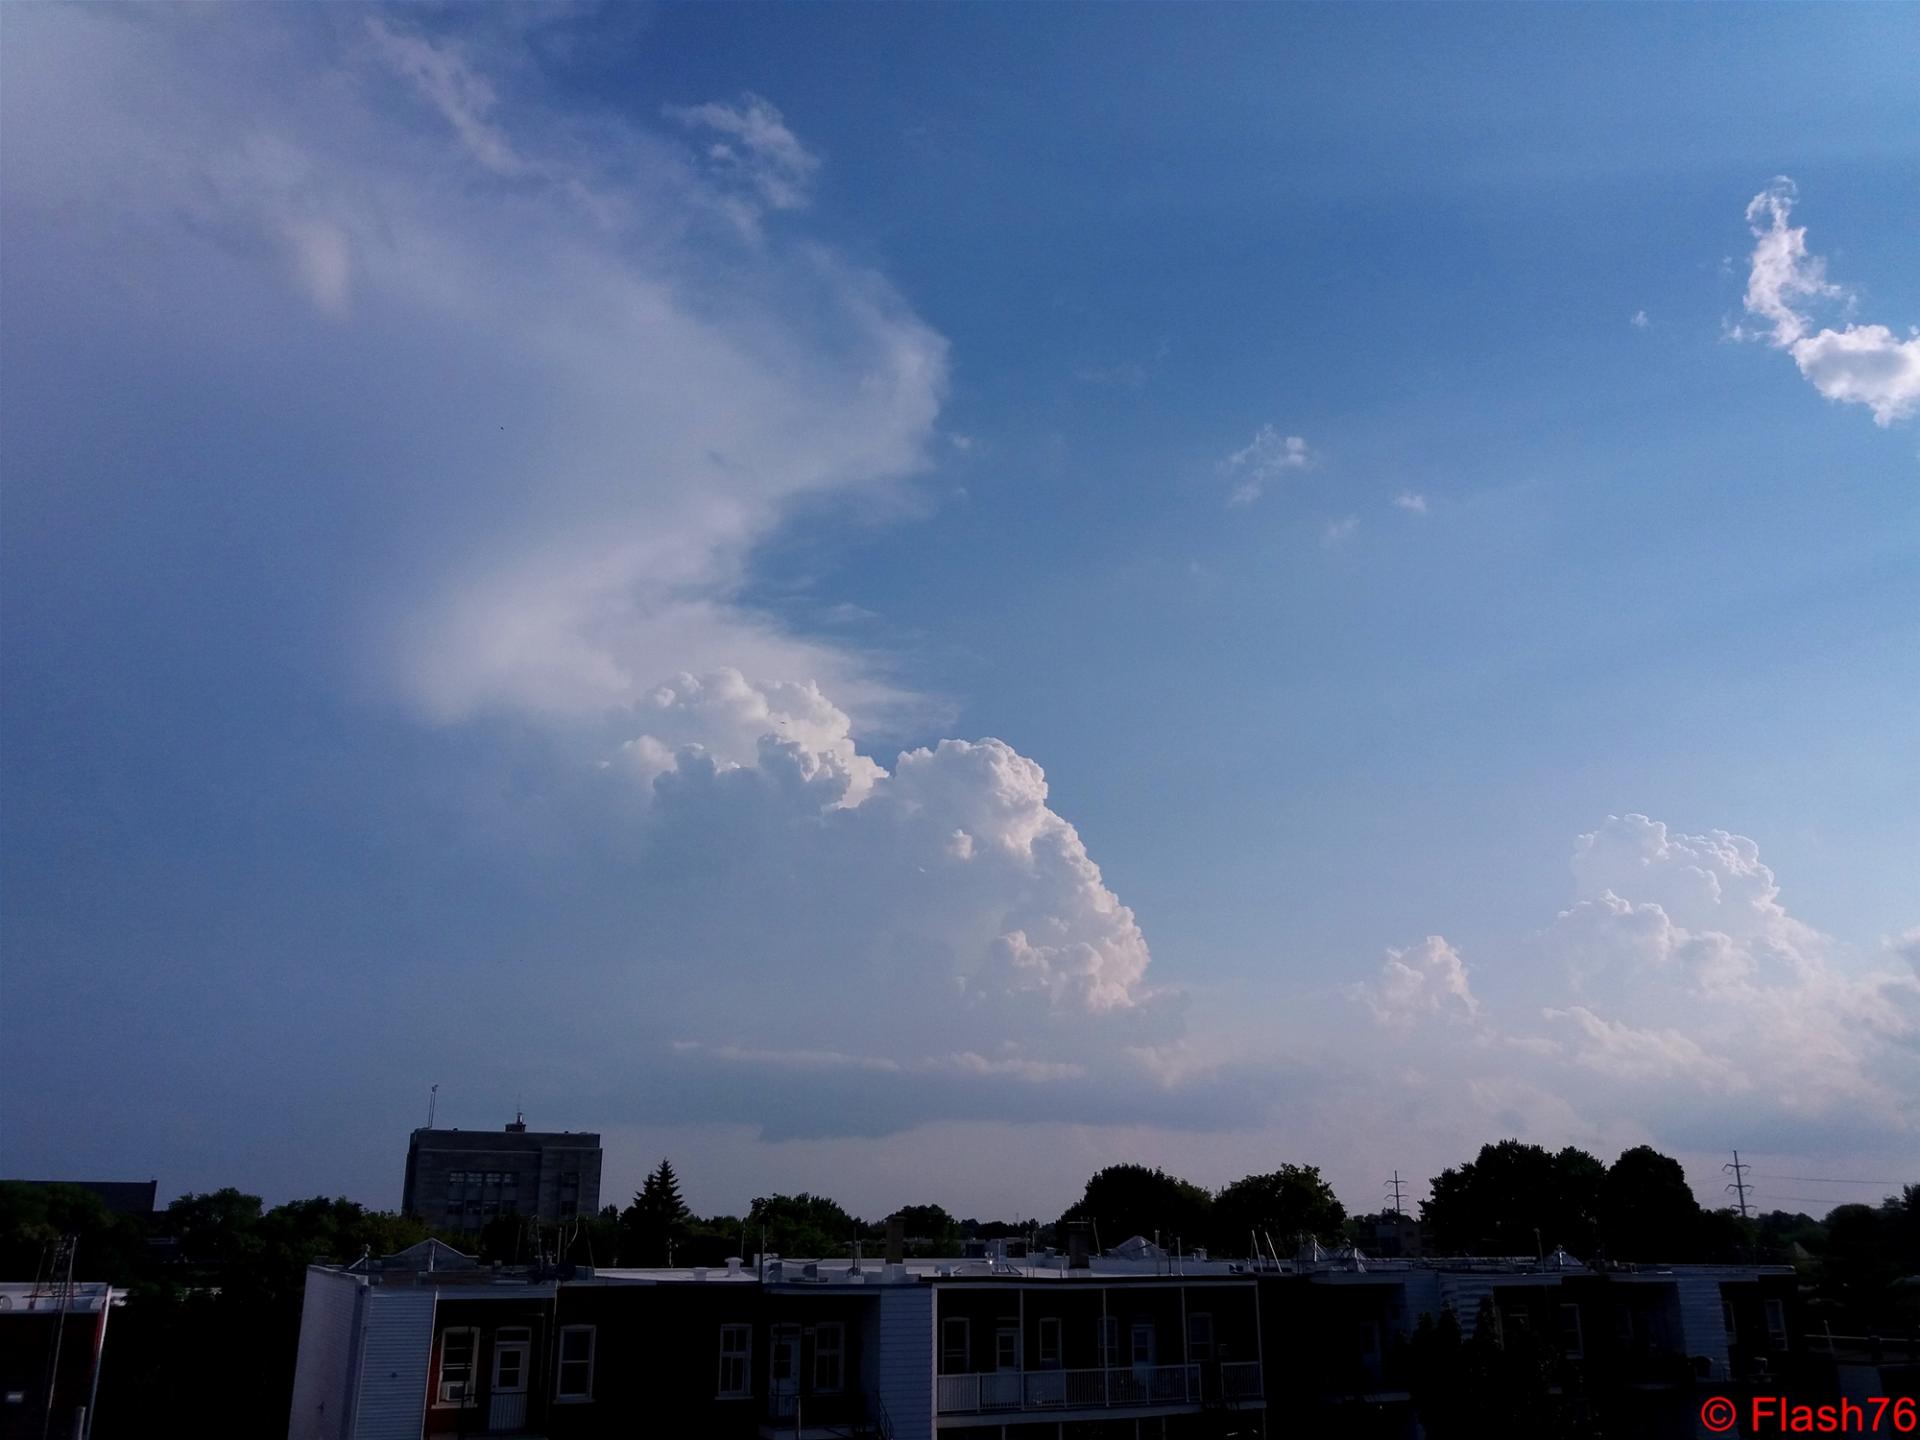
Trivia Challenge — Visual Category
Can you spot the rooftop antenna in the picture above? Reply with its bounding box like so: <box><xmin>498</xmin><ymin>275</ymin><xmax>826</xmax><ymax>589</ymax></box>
<box><xmin>427</xmin><ymin>1084</ymin><xmax>438</xmax><ymax>1129</ymax></box>
<box><xmin>1385</xmin><ymin>1171</ymin><xmax>1406</xmax><ymax>1216</ymax></box>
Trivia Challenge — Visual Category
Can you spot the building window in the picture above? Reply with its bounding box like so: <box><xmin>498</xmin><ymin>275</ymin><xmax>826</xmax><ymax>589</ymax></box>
<box><xmin>1764</xmin><ymin>1298</ymin><xmax>1788</xmax><ymax>1351</ymax></box>
<box><xmin>1558</xmin><ymin>1304</ymin><xmax>1584</xmax><ymax>1359</ymax></box>
<box><xmin>1130</xmin><ymin>1322</ymin><xmax>1155</xmax><ymax>1367</ymax></box>
<box><xmin>1037</xmin><ymin>1317</ymin><xmax>1061</xmax><ymax>1369</ymax></box>
<box><xmin>994</xmin><ymin>1324</ymin><xmax>1019</xmax><ymax>1372</ymax></box>
<box><xmin>814</xmin><ymin>1322</ymin><xmax>845</xmax><ymax>1393</ymax></box>
<box><xmin>718</xmin><ymin>1324</ymin><xmax>752</xmax><ymax>1398</ymax></box>
<box><xmin>1615</xmin><ymin>1304</ymin><xmax>1635</xmax><ymax>1346</ymax></box>
<box><xmin>1188</xmin><ymin>1312</ymin><xmax>1214</xmax><ymax>1361</ymax></box>
<box><xmin>556</xmin><ymin>1326</ymin><xmax>594</xmax><ymax>1401</ymax></box>
<box><xmin>770</xmin><ymin>1325</ymin><xmax>800</xmax><ymax>1390</ymax></box>
<box><xmin>941</xmin><ymin>1317</ymin><xmax>970</xmax><ymax>1374</ymax></box>
<box><xmin>1722</xmin><ymin>1299</ymin><xmax>1738</xmax><ymax>1344</ymax></box>
<box><xmin>1097</xmin><ymin>1315</ymin><xmax>1120</xmax><ymax>1368</ymax></box>
<box><xmin>435</xmin><ymin>1327</ymin><xmax>479</xmax><ymax>1407</ymax></box>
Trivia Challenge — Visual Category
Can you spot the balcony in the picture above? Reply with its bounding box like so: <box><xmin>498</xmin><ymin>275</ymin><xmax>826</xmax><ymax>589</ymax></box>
<box><xmin>935</xmin><ymin>1362</ymin><xmax>1261</xmax><ymax>1415</ymax></box>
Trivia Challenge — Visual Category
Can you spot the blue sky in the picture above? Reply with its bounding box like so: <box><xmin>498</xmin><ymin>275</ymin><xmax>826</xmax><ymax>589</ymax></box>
<box><xmin>3</xmin><ymin>3</ymin><xmax>1916</xmax><ymax>1225</ymax></box>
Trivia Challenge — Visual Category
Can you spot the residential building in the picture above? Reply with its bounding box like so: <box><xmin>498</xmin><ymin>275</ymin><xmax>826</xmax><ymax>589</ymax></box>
<box><xmin>400</xmin><ymin>1116</ymin><xmax>601</xmax><ymax>1233</ymax></box>
<box><xmin>289</xmin><ymin>1245</ymin><xmax>1267</xmax><ymax>1440</ymax></box>
<box><xmin>1256</xmin><ymin>1250</ymin><xmax>1804</xmax><ymax>1438</ymax></box>
<box><xmin>0</xmin><ymin>1281</ymin><xmax>126</xmax><ymax>1440</ymax></box>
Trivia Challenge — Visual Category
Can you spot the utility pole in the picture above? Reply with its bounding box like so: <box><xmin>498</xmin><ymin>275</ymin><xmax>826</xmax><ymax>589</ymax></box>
<box><xmin>1384</xmin><ymin>1171</ymin><xmax>1406</xmax><ymax>1216</ymax></box>
<box><xmin>1724</xmin><ymin>1149</ymin><xmax>1752</xmax><ymax>1219</ymax></box>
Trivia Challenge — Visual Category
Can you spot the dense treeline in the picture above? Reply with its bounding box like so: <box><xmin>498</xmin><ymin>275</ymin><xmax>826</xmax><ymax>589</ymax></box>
<box><xmin>3</xmin><ymin>1142</ymin><xmax>1913</xmax><ymax>1434</ymax></box>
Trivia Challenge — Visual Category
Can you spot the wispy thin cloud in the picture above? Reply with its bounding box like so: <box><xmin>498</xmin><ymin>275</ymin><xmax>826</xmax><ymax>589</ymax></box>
<box><xmin>666</xmin><ymin>92</ymin><xmax>820</xmax><ymax>212</ymax></box>
<box><xmin>1322</xmin><ymin>514</ymin><xmax>1359</xmax><ymax>545</ymax></box>
<box><xmin>1221</xmin><ymin>424</ymin><xmax>1314</xmax><ymax>506</ymax></box>
<box><xmin>1630</xmin><ymin>309</ymin><xmax>1650</xmax><ymax>329</ymax></box>
<box><xmin>1737</xmin><ymin>178</ymin><xmax>1919</xmax><ymax>428</ymax></box>
<box><xmin>1393</xmin><ymin>491</ymin><xmax>1428</xmax><ymax>515</ymax></box>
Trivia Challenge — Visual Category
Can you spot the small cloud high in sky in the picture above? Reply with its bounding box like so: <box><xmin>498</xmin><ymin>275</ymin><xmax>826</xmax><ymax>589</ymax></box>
<box><xmin>2</xmin><ymin>4</ymin><xmax>1916</xmax><ymax>1221</ymax></box>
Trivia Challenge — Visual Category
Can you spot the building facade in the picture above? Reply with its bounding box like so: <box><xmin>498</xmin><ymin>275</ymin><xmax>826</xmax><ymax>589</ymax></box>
<box><xmin>400</xmin><ymin>1117</ymin><xmax>601</xmax><ymax>1233</ymax></box>
<box><xmin>289</xmin><ymin>1251</ymin><xmax>1267</xmax><ymax>1440</ymax></box>
<box><xmin>1256</xmin><ymin>1252</ymin><xmax>1807</xmax><ymax>1439</ymax></box>
<box><xmin>0</xmin><ymin>1281</ymin><xmax>125</xmax><ymax>1440</ymax></box>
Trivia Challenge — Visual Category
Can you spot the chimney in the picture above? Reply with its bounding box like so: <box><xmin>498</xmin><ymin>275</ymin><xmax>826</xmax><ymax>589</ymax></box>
<box><xmin>885</xmin><ymin>1217</ymin><xmax>905</xmax><ymax>1265</ymax></box>
<box><xmin>505</xmin><ymin>1111</ymin><xmax>527</xmax><ymax>1134</ymax></box>
<box><xmin>1067</xmin><ymin>1221</ymin><xmax>1092</xmax><ymax>1270</ymax></box>
<box><xmin>725</xmin><ymin>1257</ymin><xmax>743</xmax><ymax>1278</ymax></box>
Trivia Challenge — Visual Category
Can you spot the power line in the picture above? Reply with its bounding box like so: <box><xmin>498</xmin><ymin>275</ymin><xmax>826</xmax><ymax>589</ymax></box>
<box><xmin>1751</xmin><ymin>1174</ymin><xmax>1900</xmax><ymax>1186</ymax></box>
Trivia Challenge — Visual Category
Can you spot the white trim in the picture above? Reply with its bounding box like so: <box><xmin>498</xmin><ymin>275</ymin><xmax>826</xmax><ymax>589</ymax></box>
<box><xmin>1187</xmin><ymin>1311</ymin><xmax>1214</xmax><ymax>1362</ymax></box>
<box><xmin>940</xmin><ymin>1315</ymin><xmax>970</xmax><ymax>1374</ymax></box>
<box><xmin>1764</xmin><ymin>1297</ymin><xmax>1788</xmax><ymax>1351</ymax></box>
<box><xmin>814</xmin><ymin>1321</ymin><xmax>845</xmax><ymax>1393</ymax></box>
<box><xmin>432</xmin><ymin>1326</ymin><xmax>480</xmax><ymax>1408</ymax></box>
<box><xmin>718</xmin><ymin>1322</ymin><xmax>753</xmax><ymax>1399</ymax></box>
<box><xmin>1037</xmin><ymin>1316</ymin><xmax>1062</xmax><ymax>1369</ymax></box>
<box><xmin>555</xmin><ymin>1324</ymin><xmax>595</xmax><ymax>1403</ymax></box>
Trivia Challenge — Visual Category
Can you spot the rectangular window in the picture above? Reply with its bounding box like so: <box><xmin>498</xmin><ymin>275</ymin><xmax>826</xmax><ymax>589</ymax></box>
<box><xmin>1097</xmin><ymin>1315</ymin><xmax>1120</xmax><ymax>1368</ymax></box>
<box><xmin>1558</xmin><ymin>1303</ymin><xmax>1584</xmax><ymax>1358</ymax></box>
<box><xmin>941</xmin><ymin>1317</ymin><xmax>970</xmax><ymax>1374</ymax></box>
<box><xmin>718</xmin><ymin>1324</ymin><xmax>752</xmax><ymax>1398</ymax></box>
<box><xmin>1722</xmin><ymin>1299</ymin><xmax>1738</xmax><ymax>1344</ymax></box>
<box><xmin>1130</xmin><ymin>1322</ymin><xmax>1154</xmax><ymax>1366</ymax></box>
<box><xmin>1615</xmin><ymin>1304</ymin><xmax>1635</xmax><ymax>1345</ymax></box>
<box><xmin>1188</xmin><ymin>1312</ymin><xmax>1214</xmax><ymax>1361</ymax></box>
<box><xmin>435</xmin><ymin>1327</ymin><xmax>479</xmax><ymax>1407</ymax></box>
<box><xmin>995</xmin><ymin>1324</ymin><xmax>1019</xmax><ymax>1372</ymax></box>
<box><xmin>1764</xmin><ymin>1298</ymin><xmax>1788</xmax><ymax>1351</ymax></box>
<box><xmin>1037</xmin><ymin>1317</ymin><xmax>1061</xmax><ymax>1369</ymax></box>
<box><xmin>770</xmin><ymin>1325</ymin><xmax>800</xmax><ymax>1387</ymax></box>
<box><xmin>814</xmin><ymin>1322</ymin><xmax>845</xmax><ymax>1393</ymax></box>
<box><xmin>556</xmin><ymin>1326</ymin><xmax>595</xmax><ymax>1401</ymax></box>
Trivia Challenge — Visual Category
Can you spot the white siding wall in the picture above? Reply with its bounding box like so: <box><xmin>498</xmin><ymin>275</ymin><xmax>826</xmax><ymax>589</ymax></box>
<box><xmin>288</xmin><ymin>1268</ymin><xmax>365</xmax><ymax>1440</ymax></box>
<box><xmin>1673</xmin><ymin>1275</ymin><xmax>1731</xmax><ymax>1378</ymax></box>
<box><xmin>353</xmin><ymin>1288</ymin><xmax>438</xmax><ymax>1440</ymax></box>
<box><xmin>873</xmin><ymin>1285</ymin><xmax>934</xmax><ymax>1440</ymax></box>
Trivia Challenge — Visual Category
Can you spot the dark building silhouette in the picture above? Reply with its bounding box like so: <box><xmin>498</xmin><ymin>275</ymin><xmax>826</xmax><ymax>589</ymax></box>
<box><xmin>401</xmin><ymin>1116</ymin><xmax>601</xmax><ymax>1232</ymax></box>
<box><xmin>5</xmin><ymin>1180</ymin><xmax>156</xmax><ymax>1218</ymax></box>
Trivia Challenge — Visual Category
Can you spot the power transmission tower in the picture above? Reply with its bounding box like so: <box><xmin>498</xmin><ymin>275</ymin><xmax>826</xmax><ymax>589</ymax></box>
<box><xmin>1384</xmin><ymin>1171</ymin><xmax>1407</xmax><ymax>1216</ymax></box>
<box><xmin>1724</xmin><ymin>1149</ymin><xmax>1752</xmax><ymax>1219</ymax></box>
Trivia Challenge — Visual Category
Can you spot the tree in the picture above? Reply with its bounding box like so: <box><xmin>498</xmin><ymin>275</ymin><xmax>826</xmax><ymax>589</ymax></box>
<box><xmin>1211</xmin><ymin>1165</ymin><xmax>1346</xmax><ymax>1255</ymax></box>
<box><xmin>1057</xmin><ymin>1164</ymin><xmax>1211</xmax><ymax>1251</ymax></box>
<box><xmin>1598</xmin><ymin>1145</ymin><xmax>1701</xmax><ymax>1261</ymax></box>
<box><xmin>1422</xmin><ymin>1141</ymin><xmax>1604</xmax><ymax>1257</ymax></box>
<box><xmin>620</xmin><ymin>1159</ymin><xmax>693</xmax><ymax>1265</ymax></box>
<box><xmin>746</xmin><ymin>1192</ymin><xmax>858</xmax><ymax>1259</ymax></box>
<box><xmin>1408</xmin><ymin>1298</ymin><xmax>1588</xmax><ymax>1439</ymax></box>
<box><xmin>879</xmin><ymin>1204</ymin><xmax>960</xmax><ymax>1253</ymax></box>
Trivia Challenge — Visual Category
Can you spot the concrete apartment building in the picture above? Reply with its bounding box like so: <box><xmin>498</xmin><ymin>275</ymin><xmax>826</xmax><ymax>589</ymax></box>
<box><xmin>401</xmin><ymin>1117</ymin><xmax>601</xmax><ymax>1234</ymax></box>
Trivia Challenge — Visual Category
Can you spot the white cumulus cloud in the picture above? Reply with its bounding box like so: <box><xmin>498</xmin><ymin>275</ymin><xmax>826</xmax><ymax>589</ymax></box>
<box><xmin>1739</xmin><ymin>178</ymin><xmax>1920</xmax><ymax>427</ymax></box>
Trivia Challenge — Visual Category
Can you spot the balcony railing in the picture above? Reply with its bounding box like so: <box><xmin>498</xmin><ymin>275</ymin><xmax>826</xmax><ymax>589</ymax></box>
<box><xmin>936</xmin><ymin>1362</ymin><xmax>1264</xmax><ymax>1414</ymax></box>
